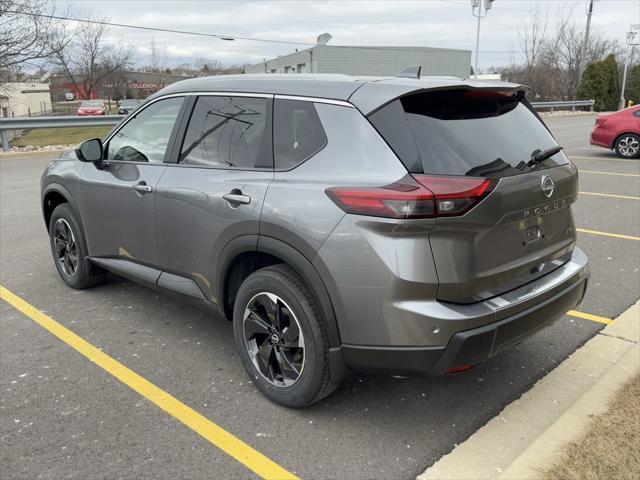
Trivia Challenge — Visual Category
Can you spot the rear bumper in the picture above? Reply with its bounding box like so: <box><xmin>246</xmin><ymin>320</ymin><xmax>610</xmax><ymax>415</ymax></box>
<box><xmin>590</xmin><ymin>128</ymin><xmax>612</xmax><ymax>148</ymax></box>
<box><xmin>340</xmin><ymin>247</ymin><xmax>589</xmax><ymax>376</ymax></box>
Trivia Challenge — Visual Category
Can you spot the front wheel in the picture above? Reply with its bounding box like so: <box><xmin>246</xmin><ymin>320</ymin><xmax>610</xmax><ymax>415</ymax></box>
<box><xmin>232</xmin><ymin>264</ymin><xmax>336</xmax><ymax>407</ymax></box>
<box><xmin>614</xmin><ymin>133</ymin><xmax>640</xmax><ymax>158</ymax></box>
<box><xmin>49</xmin><ymin>204</ymin><xmax>107</xmax><ymax>289</ymax></box>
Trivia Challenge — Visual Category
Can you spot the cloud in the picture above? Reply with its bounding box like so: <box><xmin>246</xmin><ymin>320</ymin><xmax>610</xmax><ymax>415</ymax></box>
<box><xmin>67</xmin><ymin>0</ymin><xmax>635</xmax><ymax>69</ymax></box>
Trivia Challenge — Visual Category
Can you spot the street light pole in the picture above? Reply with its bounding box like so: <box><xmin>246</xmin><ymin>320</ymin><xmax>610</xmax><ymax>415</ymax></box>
<box><xmin>619</xmin><ymin>25</ymin><xmax>639</xmax><ymax>110</ymax></box>
<box><xmin>471</xmin><ymin>0</ymin><xmax>494</xmax><ymax>79</ymax></box>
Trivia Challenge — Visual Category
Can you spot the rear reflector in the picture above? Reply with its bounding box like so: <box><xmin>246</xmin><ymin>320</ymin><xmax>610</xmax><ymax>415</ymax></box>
<box><xmin>445</xmin><ymin>364</ymin><xmax>475</xmax><ymax>375</ymax></box>
<box><xmin>325</xmin><ymin>175</ymin><xmax>494</xmax><ymax>219</ymax></box>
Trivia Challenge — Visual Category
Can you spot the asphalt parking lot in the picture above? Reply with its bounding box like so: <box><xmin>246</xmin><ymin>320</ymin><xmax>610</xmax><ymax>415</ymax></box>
<box><xmin>1</xmin><ymin>113</ymin><xmax>639</xmax><ymax>480</ymax></box>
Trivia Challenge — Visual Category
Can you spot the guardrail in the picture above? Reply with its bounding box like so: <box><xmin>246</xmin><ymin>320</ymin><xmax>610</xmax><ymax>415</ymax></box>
<box><xmin>0</xmin><ymin>115</ymin><xmax>125</xmax><ymax>151</ymax></box>
<box><xmin>530</xmin><ymin>100</ymin><xmax>595</xmax><ymax>112</ymax></box>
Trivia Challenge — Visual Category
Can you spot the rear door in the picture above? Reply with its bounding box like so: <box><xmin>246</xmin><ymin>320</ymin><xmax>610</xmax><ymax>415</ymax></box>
<box><xmin>154</xmin><ymin>94</ymin><xmax>274</xmax><ymax>303</ymax></box>
<box><xmin>370</xmin><ymin>89</ymin><xmax>578</xmax><ymax>303</ymax></box>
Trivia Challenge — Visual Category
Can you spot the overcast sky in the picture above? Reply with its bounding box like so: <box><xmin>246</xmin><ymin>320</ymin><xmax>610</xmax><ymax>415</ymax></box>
<box><xmin>67</xmin><ymin>0</ymin><xmax>639</xmax><ymax>70</ymax></box>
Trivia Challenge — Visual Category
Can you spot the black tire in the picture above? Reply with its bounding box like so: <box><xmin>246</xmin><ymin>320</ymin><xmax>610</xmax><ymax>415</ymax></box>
<box><xmin>614</xmin><ymin>133</ymin><xmax>640</xmax><ymax>159</ymax></box>
<box><xmin>49</xmin><ymin>204</ymin><xmax>107</xmax><ymax>289</ymax></box>
<box><xmin>232</xmin><ymin>264</ymin><xmax>336</xmax><ymax>407</ymax></box>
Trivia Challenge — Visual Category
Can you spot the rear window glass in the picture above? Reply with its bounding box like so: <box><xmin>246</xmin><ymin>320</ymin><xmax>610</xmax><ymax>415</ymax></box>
<box><xmin>274</xmin><ymin>99</ymin><xmax>327</xmax><ymax>170</ymax></box>
<box><xmin>369</xmin><ymin>90</ymin><xmax>568</xmax><ymax>178</ymax></box>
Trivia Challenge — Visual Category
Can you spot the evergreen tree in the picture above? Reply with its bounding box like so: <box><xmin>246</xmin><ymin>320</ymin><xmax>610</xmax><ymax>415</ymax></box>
<box><xmin>624</xmin><ymin>64</ymin><xmax>640</xmax><ymax>106</ymax></box>
<box><xmin>578</xmin><ymin>54</ymin><xmax>620</xmax><ymax>111</ymax></box>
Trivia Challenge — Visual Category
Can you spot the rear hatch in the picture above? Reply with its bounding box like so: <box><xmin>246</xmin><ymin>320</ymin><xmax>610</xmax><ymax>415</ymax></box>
<box><xmin>369</xmin><ymin>89</ymin><xmax>578</xmax><ymax>304</ymax></box>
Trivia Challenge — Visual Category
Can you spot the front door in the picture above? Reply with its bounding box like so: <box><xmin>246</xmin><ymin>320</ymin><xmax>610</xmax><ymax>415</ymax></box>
<box><xmin>77</xmin><ymin>96</ymin><xmax>185</xmax><ymax>266</ymax></box>
<box><xmin>155</xmin><ymin>94</ymin><xmax>274</xmax><ymax>303</ymax></box>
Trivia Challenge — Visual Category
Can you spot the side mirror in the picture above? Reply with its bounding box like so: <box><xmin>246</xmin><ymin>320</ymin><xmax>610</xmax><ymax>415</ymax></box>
<box><xmin>75</xmin><ymin>138</ymin><xmax>103</xmax><ymax>162</ymax></box>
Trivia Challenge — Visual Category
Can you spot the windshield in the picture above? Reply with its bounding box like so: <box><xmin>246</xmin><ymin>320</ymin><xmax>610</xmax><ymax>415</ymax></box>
<box><xmin>121</xmin><ymin>100</ymin><xmax>140</xmax><ymax>106</ymax></box>
<box><xmin>369</xmin><ymin>90</ymin><xmax>568</xmax><ymax>178</ymax></box>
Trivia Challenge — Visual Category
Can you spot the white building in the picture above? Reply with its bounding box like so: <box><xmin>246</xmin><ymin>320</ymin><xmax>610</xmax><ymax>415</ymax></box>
<box><xmin>0</xmin><ymin>83</ymin><xmax>53</xmax><ymax>117</ymax></box>
<box><xmin>246</xmin><ymin>41</ymin><xmax>471</xmax><ymax>78</ymax></box>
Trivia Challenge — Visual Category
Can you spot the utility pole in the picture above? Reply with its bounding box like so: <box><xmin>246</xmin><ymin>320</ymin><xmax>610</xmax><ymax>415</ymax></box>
<box><xmin>471</xmin><ymin>0</ymin><xmax>495</xmax><ymax>79</ymax></box>
<box><xmin>619</xmin><ymin>25</ymin><xmax>640</xmax><ymax>110</ymax></box>
<box><xmin>577</xmin><ymin>0</ymin><xmax>595</xmax><ymax>84</ymax></box>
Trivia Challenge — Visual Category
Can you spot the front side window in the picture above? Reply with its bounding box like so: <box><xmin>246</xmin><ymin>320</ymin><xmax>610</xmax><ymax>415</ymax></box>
<box><xmin>107</xmin><ymin>96</ymin><xmax>184</xmax><ymax>163</ymax></box>
<box><xmin>180</xmin><ymin>96</ymin><xmax>270</xmax><ymax>169</ymax></box>
<box><xmin>274</xmin><ymin>99</ymin><xmax>327</xmax><ymax>170</ymax></box>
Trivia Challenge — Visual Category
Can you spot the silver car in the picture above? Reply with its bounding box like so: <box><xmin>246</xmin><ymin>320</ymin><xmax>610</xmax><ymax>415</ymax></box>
<box><xmin>41</xmin><ymin>73</ymin><xmax>589</xmax><ymax>407</ymax></box>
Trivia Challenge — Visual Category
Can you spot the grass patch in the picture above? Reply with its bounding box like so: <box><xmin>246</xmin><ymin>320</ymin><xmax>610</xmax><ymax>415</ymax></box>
<box><xmin>544</xmin><ymin>373</ymin><xmax>640</xmax><ymax>480</ymax></box>
<box><xmin>10</xmin><ymin>126</ymin><xmax>112</xmax><ymax>147</ymax></box>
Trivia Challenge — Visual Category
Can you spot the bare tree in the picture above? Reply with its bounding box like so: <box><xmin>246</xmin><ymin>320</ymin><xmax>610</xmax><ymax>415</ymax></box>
<box><xmin>146</xmin><ymin>37</ymin><xmax>168</xmax><ymax>92</ymax></box>
<box><xmin>0</xmin><ymin>0</ymin><xmax>69</xmax><ymax>73</ymax></box>
<box><xmin>509</xmin><ymin>7</ymin><xmax>621</xmax><ymax>101</ymax></box>
<box><xmin>194</xmin><ymin>57</ymin><xmax>223</xmax><ymax>75</ymax></box>
<box><xmin>50</xmin><ymin>13</ymin><xmax>134</xmax><ymax>99</ymax></box>
<box><xmin>518</xmin><ymin>5</ymin><xmax>548</xmax><ymax>71</ymax></box>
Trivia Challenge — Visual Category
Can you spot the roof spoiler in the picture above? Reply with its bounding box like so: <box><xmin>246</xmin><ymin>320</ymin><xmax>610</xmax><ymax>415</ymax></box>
<box><xmin>395</xmin><ymin>65</ymin><xmax>421</xmax><ymax>79</ymax></box>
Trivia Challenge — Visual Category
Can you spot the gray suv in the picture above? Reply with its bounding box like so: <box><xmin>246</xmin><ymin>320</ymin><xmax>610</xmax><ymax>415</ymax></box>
<box><xmin>41</xmin><ymin>74</ymin><xmax>589</xmax><ymax>407</ymax></box>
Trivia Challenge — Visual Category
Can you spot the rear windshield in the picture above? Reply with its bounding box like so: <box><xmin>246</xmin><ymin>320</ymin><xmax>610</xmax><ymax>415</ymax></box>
<box><xmin>369</xmin><ymin>90</ymin><xmax>568</xmax><ymax>178</ymax></box>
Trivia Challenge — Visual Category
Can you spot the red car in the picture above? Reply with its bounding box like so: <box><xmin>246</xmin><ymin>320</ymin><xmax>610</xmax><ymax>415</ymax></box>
<box><xmin>77</xmin><ymin>100</ymin><xmax>107</xmax><ymax>116</ymax></box>
<box><xmin>590</xmin><ymin>105</ymin><xmax>640</xmax><ymax>158</ymax></box>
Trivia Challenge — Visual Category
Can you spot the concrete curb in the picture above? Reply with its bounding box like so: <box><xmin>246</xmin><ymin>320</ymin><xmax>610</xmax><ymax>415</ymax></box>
<box><xmin>0</xmin><ymin>150</ymin><xmax>68</xmax><ymax>159</ymax></box>
<box><xmin>418</xmin><ymin>302</ymin><xmax>639</xmax><ymax>480</ymax></box>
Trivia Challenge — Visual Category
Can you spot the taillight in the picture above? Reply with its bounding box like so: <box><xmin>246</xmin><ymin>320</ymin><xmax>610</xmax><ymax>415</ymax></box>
<box><xmin>325</xmin><ymin>174</ymin><xmax>494</xmax><ymax>219</ymax></box>
<box><xmin>413</xmin><ymin>175</ymin><xmax>495</xmax><ymax>217</ymax></box>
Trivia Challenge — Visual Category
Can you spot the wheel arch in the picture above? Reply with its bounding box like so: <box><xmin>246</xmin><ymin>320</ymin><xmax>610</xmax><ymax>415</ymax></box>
<box><xmin>42</xmin><ymin>183</ymin><xmax>84</xmax><ymax>232</ymax></box>
<box><xmin>216</xmin><ymin>235</ymin><xmax>342</xmax><ymax>347</ymax></box>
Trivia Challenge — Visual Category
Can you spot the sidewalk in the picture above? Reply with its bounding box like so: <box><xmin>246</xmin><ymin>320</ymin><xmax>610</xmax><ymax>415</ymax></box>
<box><xmin>418</xmin><ymin>301</ymin><xmax>639</xmax><ymax>480</ymax></box>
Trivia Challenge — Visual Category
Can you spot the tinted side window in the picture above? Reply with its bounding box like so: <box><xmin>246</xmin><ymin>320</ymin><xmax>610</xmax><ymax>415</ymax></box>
<box><xmin>107</xmin><ymin>97</ymin><xmax>184</xmax><ymax>163</ymax></box>
<box><xmin>274</xmin><ymin>99</ymin><xmax>327</xmax><ymax>170</ymax></box>
<box><xmin>180</xmin><ymin>96</ymin><xmax>270</xmax><ymax>169</ymax></box>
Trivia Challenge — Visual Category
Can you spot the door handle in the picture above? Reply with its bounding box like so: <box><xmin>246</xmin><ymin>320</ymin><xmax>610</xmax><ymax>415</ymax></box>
<box><xmin>133</xmin><ymin>182</ymin><xmax>153</xmax><ymax>194</ymax></box>
<box><xmin>223</xmin><ymin>191</ymin><xmax>251</xmax><ymax>206</ymax></box>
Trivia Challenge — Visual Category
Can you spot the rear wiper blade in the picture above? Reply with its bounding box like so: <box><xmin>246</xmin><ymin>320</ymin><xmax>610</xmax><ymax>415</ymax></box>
<box><xmin>528</xmin><ymin>145</ymin><xmax>563</xmax><ymax>166</ymax></box>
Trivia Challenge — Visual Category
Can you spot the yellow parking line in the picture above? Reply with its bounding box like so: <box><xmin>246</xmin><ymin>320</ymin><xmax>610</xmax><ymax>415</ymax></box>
<box><xmin>579</xmin><ymin>191</ymin><xmax>640</xmax><ymax>200</ymax></box>
<box><xmin>576</xmin><ymin>228</ymin><xmax>640</xmax><ymax>241</ymax></box>
<box><xmin>567</xmin><ymin>310</ymin><xmax>614</xmax><ymax>325</ymax></box>
<box><xmin>580</xmin><ymin>170</ymin><xmax>640</xmax><ymax>177</ymax></box>
<box><xmin>0</xmin><ymin>286</ymin><xmax>298</xmax><ymax>480</ymax></box>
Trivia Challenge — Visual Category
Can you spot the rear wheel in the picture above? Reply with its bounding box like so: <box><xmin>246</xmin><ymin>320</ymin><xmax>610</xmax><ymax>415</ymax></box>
<box><xmin>232</xmin><ymin>264</ymin><xmax>336</xmax><ymax>407</ymax></box>
<box><xmin>614</xmin><ymin>133</ymin><xmax>640</xmax><ymax>158</ymax></box>
<box><xmin>49</xmin><ymin>204</ymin><xmax>107</xmax><ymax>289</ymax></box>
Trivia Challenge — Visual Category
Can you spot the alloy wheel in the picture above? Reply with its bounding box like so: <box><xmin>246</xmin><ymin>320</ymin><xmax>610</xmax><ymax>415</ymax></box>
<box><xmin>618</xmin><ymin>136</ymin><xmax>639</xmax><ymax>157</ymax></box>
<box><xmin>242</xmin><ymin>292</ymin><xmax>305</xmax><ymax>387</ymax></box>
<box><xmin>53</xmin><ymin>218</ymin><xmax>78</xmax><ymax>277</ymax></box>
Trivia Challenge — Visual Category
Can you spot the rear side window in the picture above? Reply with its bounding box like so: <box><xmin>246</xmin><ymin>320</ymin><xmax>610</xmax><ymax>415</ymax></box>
<box><xmin>274</xmin><ymin>99</ymin><xmax>327</xmax><ymax>170</ymax></box>
<box><xmin>370</xmin><ymin>90</ymin><xmax>567</xmax><ymax>178</ymax></box>
<box><xmin>180</xmin><ymin>96</ymin><xmax>271</xmax><ymax>169</ymax></box>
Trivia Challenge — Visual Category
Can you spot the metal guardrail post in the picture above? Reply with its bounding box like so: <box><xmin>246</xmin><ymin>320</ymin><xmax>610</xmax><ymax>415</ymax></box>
<box><xmin>1</xmin><ymin>130</ymin><xmax>9</xmax><ymax>152</ymax></box>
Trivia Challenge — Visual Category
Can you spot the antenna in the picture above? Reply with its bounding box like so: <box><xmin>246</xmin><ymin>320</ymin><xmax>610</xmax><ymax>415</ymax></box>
<box><xmin>395</xmin><ymin>66</ymin><xmax>422</xmax><ymax>79</ymax></box>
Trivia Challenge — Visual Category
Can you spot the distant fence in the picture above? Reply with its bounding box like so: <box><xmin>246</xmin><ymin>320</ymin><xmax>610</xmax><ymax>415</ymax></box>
<box><xmin>530</xmin><ymin>100</ymin><xmax>595</xmax><ymax>112</ymax></box>
<box><xmin>0</xmin><ymin>115</ymin><xmax>124</xmax><ymax>151</ymax></box>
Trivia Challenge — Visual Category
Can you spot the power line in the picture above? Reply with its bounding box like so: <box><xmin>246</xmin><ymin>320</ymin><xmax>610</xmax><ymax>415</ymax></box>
<box><xmin>3</xmin><ymin>10</ymin><xmax>316</xmax><ymax>46</ymax></box>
